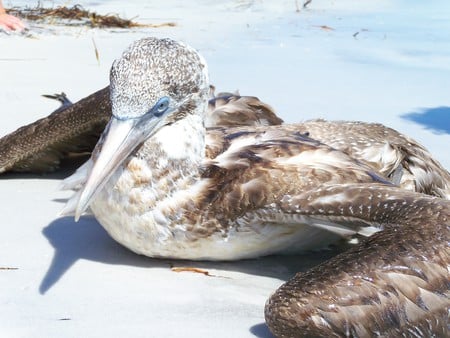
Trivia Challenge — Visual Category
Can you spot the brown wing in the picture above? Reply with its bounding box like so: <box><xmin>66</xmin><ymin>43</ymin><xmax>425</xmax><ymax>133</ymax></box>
<box><xmin>299</xmin><ymin>120</ymin><xmax>450</xmax><ymax>198</ymax></box>
<box><xmin>208</xmin><ymin>120</ymin><xmax>450</xmax><ymax>199</ymax></box>
<box><xmin>265</xmin><ymin>184</ymin><xmax>450</xmax><ymax>337</ymax></box>
<box><xmin>0</xmin><ymin>87</ymin><xmax>110</xmax><ymax>173</ymax></box>
<box><xmin>199</xmin><ymin>127</ymin><xmax>394</xmax><ymax>234</ymax></box>
<box><xmin>206</xmin><ymin>93</ymin><xmax>283</xmax><ymax>127</ymax></box>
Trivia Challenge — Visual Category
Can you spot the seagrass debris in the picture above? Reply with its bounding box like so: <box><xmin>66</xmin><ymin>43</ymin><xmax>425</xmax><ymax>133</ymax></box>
<box><xmin>6</xmin><ymin>4</ymin><xmax>176</xmax><ymax>29</ymax></box>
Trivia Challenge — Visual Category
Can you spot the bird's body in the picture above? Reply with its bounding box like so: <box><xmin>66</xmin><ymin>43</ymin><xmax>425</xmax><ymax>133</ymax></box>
<box><xmin>60</xmin><ymin>38</ymin><xmax>383</xmax><ymax>260</ymax></box>
<box><xmin>1</xmin><ymin>37</ymin><xmax>448</xmax><ymax>336</ymax></box>
<box><xmin>87</xmin><ymin>122</ymin><xmax>390</xmax><ymax>260</ymax></box>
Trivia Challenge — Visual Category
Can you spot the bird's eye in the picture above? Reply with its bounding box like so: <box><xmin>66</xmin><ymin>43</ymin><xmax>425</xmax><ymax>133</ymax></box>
<box><xmin>153</xmin><ymin>97</ymin><xmax>170</xmax><ymax>117</ymax></box>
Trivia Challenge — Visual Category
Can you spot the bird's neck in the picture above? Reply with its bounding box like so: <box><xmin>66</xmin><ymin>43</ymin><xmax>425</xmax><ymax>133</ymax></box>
<box><xmin>134</xmin><ymin>109</ymin><xmax>206</xmax><ymax>181</ymax></box>
<box><xmin>157</xmin><ymin>113</ymin><xmax>205</xmax><ymax>161</ymax></box>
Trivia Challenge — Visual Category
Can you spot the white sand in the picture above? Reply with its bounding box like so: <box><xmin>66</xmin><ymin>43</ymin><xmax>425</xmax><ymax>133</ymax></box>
<box><xmin>1</xmin><ymin>1</ymin><xmax>449</xmax><ymax>337</ymax></box>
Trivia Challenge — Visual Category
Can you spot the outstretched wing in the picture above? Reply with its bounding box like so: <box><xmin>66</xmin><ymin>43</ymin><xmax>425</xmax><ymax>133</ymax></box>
<box><xmin>0</xmin><ymin>87</ymin><xmax>110</xmax><ymax>173</ymax></box>
<box><xmin>265</xmin><ymin>184</ymin><xmax>450</xmax><ymax>337</ymax></box>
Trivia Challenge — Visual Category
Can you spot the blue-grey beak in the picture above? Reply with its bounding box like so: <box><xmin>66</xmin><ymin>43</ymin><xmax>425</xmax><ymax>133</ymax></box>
<box><xmin>74</xmin><ymin>98</ymin><xmax>174</xmax><ymax>220</ymax></box>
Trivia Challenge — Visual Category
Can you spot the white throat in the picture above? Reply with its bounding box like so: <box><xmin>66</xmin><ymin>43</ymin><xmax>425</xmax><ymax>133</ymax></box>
<box><xmin>152</xmin><ymin>113</ymin><xmax>206</xmax><ymax>162</ymax></box>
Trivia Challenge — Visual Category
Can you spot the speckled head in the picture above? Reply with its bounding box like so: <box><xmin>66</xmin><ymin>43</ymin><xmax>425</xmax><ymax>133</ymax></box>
<box><xmin>110</xmin><ymin>37</ymin><xmax>210</xmax><ymax>120</ymax></box>
<box><xmin>73</xmin><ymin>37</ymin><xmax>210</xmax><ymax>220</ymax></box>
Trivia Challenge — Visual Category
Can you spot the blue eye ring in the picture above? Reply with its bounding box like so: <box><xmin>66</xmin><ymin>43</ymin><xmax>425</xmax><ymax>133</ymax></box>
<box><xmin>111</xmin><ymin>96</ymin><xmax>171</xmax><ymax>121</ymax></box>
<box><xmin>153</xmin><ymin>96</ymin><xmax>170</xmax><ymax>117</ymax></box>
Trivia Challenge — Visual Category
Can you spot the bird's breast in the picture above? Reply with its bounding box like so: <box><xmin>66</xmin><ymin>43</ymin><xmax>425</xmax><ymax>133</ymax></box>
<box><xmin>89</xmin><ymin>156</ymin><xmax>340</xmax><ymax>260</ymax></box>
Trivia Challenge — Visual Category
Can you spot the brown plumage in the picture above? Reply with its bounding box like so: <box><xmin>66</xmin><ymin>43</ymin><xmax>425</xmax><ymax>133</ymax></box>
<box><xmin>206</xmin><ymin>92</ymin><xmax>283</xmax><ymax>127</ymax></box>
<box><xmin>0</xmin><ymin>86</ymin><xmax>110</xmax><ymax>173</ymax></box>
<box><xmin>187</xmin><ymin>128</ymin><xmax>393</xmax><ymax>242</ymax></box>
<box><xmin>205</xmin><ymin>122</ymin><xmax>450</xmax><ymax>199</ymax></box>
<box><xmin>265</xmin><ymin>184</ymin><xmax>450</xmax><ymax>337</ymax></box>
<box><xmin>300</xmin><ymin>120</ymin><xmax>450</xmax><ymax>199</ymax></box>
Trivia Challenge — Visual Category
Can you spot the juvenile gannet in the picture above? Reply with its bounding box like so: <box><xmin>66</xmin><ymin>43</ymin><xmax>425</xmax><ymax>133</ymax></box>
<box><xmin>0</xmin><ymin>37</ymin><xmax>448</xmax><ymax>336</ymax></box>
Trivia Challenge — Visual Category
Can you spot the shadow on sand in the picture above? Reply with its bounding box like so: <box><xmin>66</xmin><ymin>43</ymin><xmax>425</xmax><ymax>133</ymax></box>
<box><xmin>39</xmin><ymin>216</ymin><xmax>347</xmax><ymax>295</ymax></box>
<box><xmin>250</xmin><ymin>323</ymin><xmax>276</xmax><ymax>338</ymax></box>
<box><xmin>402</xmin><ymin>106</ymin><xmax>450</xmax><ymax>134</ymax></box>
<box><xmin>42</xmin><ymin>216</ymin><xmax>327</xmax><ymax>337</ymax></box>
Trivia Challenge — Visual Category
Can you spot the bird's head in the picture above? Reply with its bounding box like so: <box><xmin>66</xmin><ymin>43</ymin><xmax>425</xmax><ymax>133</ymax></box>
<box><xmin>74</xmin><ymin>37</ymin><xmax>209</xmax><ymax>220</ymax></box>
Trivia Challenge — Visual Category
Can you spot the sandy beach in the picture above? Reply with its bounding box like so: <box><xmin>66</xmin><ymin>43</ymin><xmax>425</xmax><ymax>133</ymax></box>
<box><xmin>1</xmin><ymin>1</ymin><xmax>450</xmax><ymax>337</ymax></box>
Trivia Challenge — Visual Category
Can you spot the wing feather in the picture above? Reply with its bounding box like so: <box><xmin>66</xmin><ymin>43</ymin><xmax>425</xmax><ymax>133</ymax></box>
<box><xmin>0</xmin><ymin>87</ymin><xmax>110</xmax><ymax>173</ymax></box>
<box><xmin>265</xmin><ymin>184</ymin><xmax>450</xmax><ymax>337</ymax></box>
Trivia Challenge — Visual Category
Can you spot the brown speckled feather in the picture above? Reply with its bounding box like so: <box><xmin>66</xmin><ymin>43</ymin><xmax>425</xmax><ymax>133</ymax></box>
<box><xmin>205</xmin><ymin>121</ymin><xmax>450</xmax><ymax>199</ymax></box>
<box><xmin>0</xmin><ymin>86</ymin><xmax>110</xmax><ymax>173</ymax></box>
<box><xmin>196</xmin><ymin>129</ymin><xmax>394</xmax><ymax>237</ymax></box>
<box><xmin>265</xmin><ymin>184</ymin><xmax>450</xmax><ymax>337</ymax></box>
<box><xmin>206</xmin><ymin>93</ymin><xmax>283</xmax><ymax>127</ymax></box>
<box><xmin>296</xmin><ymin>120</ymin><xmax>450</xmax><ymax>199</ymax></box>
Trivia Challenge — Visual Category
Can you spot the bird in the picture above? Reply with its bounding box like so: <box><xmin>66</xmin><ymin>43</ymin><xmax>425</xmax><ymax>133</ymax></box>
<box><xmin>0</xmin><ymin>37</ymin><xmax>448</xmax><ymax>336</ymax></box>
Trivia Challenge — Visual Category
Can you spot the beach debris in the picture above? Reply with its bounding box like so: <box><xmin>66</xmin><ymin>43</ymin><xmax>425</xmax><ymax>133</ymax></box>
<box><xmin>353</xmin><ymin>28</ymin><xmax>369</xmax><ymax>39</ymax></box>
<box><xmin>170</xmin><ymin>266</ymin><xmax>229</xmax><ymax>279</ymax></box>
<box><xmin>6</xmin><ymin>4</ymin><xmax>176</xmax><ymax>29</ymax></box>
<box><xmin>314</xmin><ymin>25</ymin><xmax>335</xmax><ymax>31</ymax></box>
<box><xmin>92</xmin><ymin>37</ymin><xmax>100</xmax><ymax>65</ymax></box>
<box><xmin>171</xmin><ymin>266</ymin><xmax>214</xmax><ymax>276</ymax></box>
<box><xmin>295</xmin><ymin>0</ymin><xmax>312</xmax><ymax>12</ymax></box>
<box><xmin>0</xmin><ymin>267</ymin><xmax>18</xmax><ymax>270</ymax></box>
<box><xmin>303</xmin><ymin>0</ymin><xmax>313</xmax><ymax>8</ymax></box>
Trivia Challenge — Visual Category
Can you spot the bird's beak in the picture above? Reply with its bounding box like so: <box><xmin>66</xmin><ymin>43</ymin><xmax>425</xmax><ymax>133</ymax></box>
<box><xmin>74</xmin><ymin>112</ymin><xmax>169</xmax><ymax>221</ymax></box>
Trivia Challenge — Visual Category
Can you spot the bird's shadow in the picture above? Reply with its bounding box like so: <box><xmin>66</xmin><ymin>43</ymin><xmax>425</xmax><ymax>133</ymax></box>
<box><xmin>250</xmin><ymin>323</ymin><xmax>276</xmax><ymax>338</ymax></box>
<box><xmin>42</xmin><ymin>216</ymin><xmax>345</xmax><ymax>338</ymax></box>
<box><xmin>40</xmin><ymin>216</ymin><xmax>347</xmax><ymax>295</ymax></box>
<box><xmin>401</xmin><ymin>106</ymin><xmax>450</xmax><ymax>134</ymax></box>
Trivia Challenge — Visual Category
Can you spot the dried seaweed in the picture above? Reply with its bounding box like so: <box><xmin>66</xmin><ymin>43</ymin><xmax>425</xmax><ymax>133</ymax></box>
<box><xmin>6</xmin><ymin>4</ymin><xmax>176</xmax><ymax>29</ymax></box>
<box><xmin>170</xmin><ymin>266</ymin><xmax>230</xmax><ymax>279</ymax></box>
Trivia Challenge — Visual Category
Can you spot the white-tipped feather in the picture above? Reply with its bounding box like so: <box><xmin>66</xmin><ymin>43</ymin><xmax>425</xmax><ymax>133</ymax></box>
<box><xmin>59</xmin><ymin>159</ymin><xmax>92</xmax><ymax>191</ymax></box>
<box><xmin>59</xmin><ymin>189</ymin><xmax>82</xmax><ymax>216</ymax></box>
